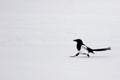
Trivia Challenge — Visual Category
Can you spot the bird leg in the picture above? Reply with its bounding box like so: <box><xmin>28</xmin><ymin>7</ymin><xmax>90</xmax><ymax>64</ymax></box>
<box><xmin>70</xmin><ymin>51</ymin><xmax>90</xmax><ymax>57</ymax></box>
<box><xmin>87</xmin><ymin>54</ymin><xmax>90</xmax><ymax>57</ymax></box>
<box><xmin>70</xmin><ymin>52</ymin><xmax>80</xmax><ymax>57</ymax></box>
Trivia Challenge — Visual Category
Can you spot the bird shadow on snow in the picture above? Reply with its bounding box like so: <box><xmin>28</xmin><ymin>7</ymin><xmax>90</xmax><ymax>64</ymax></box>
<box><xmin>72</xmin><ymin>55</ymin><xmax>110</xmax><ymax>59</ymax></box>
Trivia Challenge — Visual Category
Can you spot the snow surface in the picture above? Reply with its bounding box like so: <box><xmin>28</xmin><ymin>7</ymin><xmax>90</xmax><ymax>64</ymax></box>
<box><xmin>0</xmin><ymin>0</ymin><xmax>120</xmax><ymax>80</ymax></box>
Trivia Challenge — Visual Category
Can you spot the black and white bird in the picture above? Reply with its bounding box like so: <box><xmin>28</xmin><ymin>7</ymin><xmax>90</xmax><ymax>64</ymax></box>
<box><xmin>70</xmin><ymin>39</ymin><xmax>111</xmax><ymax>57</ymax></box>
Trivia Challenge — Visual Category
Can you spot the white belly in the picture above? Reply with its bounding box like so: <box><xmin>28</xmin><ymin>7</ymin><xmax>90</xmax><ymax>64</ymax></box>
<box><xmin>79</xmin><ymin>45</ymin><xmax>89</xmax><ymax>54</ymax></box>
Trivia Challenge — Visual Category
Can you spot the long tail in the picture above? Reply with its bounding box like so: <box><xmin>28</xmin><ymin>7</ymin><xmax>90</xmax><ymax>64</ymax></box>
<box><xmin>92</xmin><ymin>47</ymin><xmax>111</xmax><ymax>51</ymax></box>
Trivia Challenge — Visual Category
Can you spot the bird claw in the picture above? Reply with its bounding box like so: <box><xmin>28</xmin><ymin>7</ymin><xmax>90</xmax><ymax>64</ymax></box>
<box><xmin>87</xmin><ymin>54</ymin><xmax>90</xmax><ymax>57</ymax></box>
<box><xmin>70</xmin><ymin>56</ymin><xmax>76</xmax><ymax>57</ymax></box>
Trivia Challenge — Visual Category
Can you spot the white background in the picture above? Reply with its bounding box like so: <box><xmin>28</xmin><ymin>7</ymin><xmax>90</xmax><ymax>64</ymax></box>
<box><xmin>0</xmin><ymin>0</ymin><xmax>120</xmax><ymax>80</ymax></box>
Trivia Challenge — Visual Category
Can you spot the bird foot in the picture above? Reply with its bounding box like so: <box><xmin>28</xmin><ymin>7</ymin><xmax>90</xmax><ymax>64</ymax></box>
<box><xmin>70</xmin><ymin>56</ymin><xmax>76</xmax><ymax>57</ymax></box>
<box><xmin>87</xmin><ymin>54</ymin><xmax>90</xmax><ymax>57</ymax></box>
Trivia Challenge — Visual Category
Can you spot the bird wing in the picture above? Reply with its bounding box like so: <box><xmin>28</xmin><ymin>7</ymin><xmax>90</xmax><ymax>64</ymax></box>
<box><xmin>82</xmin><ymin>45</ymin><xmax>94</xmax><ymax>53</ymax></box>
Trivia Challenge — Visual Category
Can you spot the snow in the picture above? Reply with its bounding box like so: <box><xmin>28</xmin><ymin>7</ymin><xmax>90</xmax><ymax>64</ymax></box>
<box><xmin>0</xmin><ymin>0</ymin><xmax>120</xmax><ymax>80</ymax></box>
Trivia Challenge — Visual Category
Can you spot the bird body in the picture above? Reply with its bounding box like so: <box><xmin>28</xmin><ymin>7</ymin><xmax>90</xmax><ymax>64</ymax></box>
<box><xmin>71</xmin><ymin>39</ymin><xmax>111</xmax><ymax>57</ymax></box>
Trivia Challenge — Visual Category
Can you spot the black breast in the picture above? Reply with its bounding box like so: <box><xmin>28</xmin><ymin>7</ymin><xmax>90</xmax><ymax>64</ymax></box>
<box><xmin>76</xmin><ymin>43</ymin><xmax>82</xmax><ymax>51</ymax></box>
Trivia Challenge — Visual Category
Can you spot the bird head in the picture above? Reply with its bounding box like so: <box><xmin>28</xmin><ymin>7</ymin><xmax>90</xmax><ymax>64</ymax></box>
<box><xmin>73</xmin><ymin>39</ymin><xmax>84</xmax><ymax>44</ymax></box>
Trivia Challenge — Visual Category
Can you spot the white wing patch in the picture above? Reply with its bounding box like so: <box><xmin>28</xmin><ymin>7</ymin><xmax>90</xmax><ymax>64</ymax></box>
<box><xmin>79</xmin><ymin>45</ymin><xmax>89</xmax><ymax>54</ymax></box>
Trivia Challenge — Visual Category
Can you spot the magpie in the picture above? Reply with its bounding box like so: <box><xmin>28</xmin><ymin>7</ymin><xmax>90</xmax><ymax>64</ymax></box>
<box><xmin>70</xmin><ymin>39</ymin><xmax>111</xmax><ymax>57</ymax></box>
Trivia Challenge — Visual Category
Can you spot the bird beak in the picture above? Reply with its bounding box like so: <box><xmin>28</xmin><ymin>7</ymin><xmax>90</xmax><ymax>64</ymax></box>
<box><xmin>73</xmin><ymin>39</ymin><xmax>77</xmax><ymax>41</ymax></box>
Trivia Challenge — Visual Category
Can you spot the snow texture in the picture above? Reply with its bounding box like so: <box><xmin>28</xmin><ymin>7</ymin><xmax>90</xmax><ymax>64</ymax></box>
<box><xmin>0</xmin><ymin>0</ymin><xmax>120</xmax><ymax>80</ymax></box>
